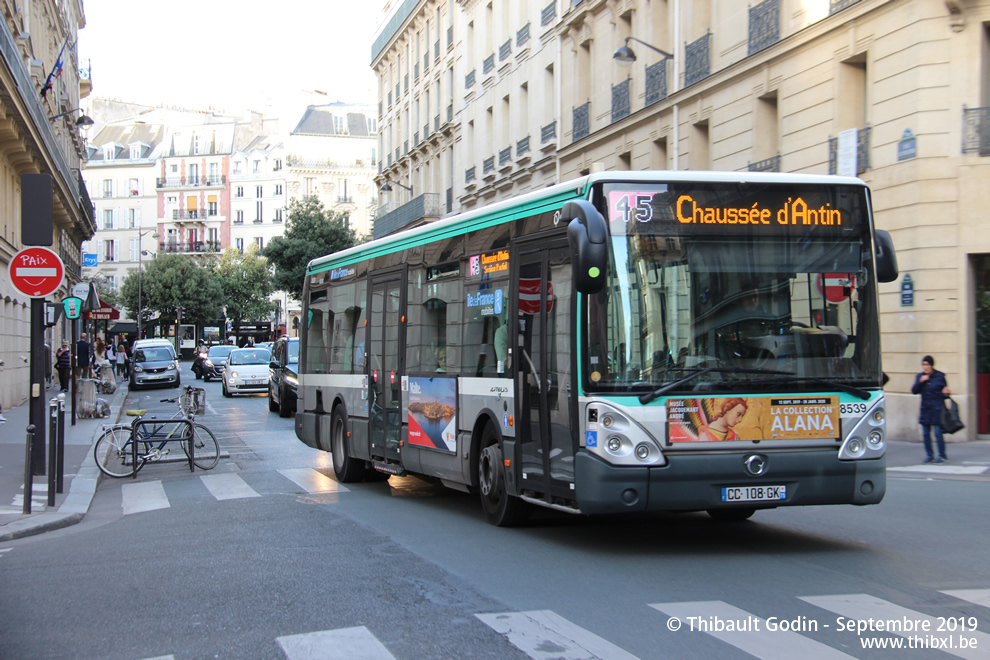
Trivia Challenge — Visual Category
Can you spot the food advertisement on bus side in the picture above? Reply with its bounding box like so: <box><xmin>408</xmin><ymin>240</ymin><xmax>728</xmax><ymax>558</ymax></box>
<box><xmin>407</xmin><ymin>377</ymin><xmax>458</xmax><ymax>453</ymax></box>
<box><xmin>667</xmin><ymin>396</ymin><xmax>840</xmax><ymax>442</ymax></box>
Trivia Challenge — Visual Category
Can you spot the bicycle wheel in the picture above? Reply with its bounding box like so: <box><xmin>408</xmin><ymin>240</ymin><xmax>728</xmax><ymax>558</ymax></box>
<box><xmin>93</xmin><ymin>426</ymin><xmax>144</xmax><ymax>478</ymax></box>
<box><xmin>180</xmin><ymin>422</ymin><xmax>220</xmax><ymax>470</ymax></box>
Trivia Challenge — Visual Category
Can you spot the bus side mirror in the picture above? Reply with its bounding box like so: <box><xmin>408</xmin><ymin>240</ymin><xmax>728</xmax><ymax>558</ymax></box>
<box><xmin>564</xmin><ymin>199</ymin><xmax>608</xmax><ymax>295</ymax></box>
<box><xmin>874</xmin><ymin>229</ymin><xmax>898</xmax><ymax>283</ymax></box>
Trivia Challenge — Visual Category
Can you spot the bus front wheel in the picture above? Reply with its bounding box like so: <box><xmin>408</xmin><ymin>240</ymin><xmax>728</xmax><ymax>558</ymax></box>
<box><xmin>478</xmin><ymin>426</ymin><xmax>528</xmax><ymax>526</ymax></box>
<box><xmin>331</xmin><ymin>408</ymin><xmax>364</xmax><ymax>483</ymax></box>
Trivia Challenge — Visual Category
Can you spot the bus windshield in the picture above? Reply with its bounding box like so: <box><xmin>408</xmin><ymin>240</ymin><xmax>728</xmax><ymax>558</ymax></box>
<box><xmin>584</xmin><ymin>181</ymin><xmax>882</xmax><ymax>394</ymax></box>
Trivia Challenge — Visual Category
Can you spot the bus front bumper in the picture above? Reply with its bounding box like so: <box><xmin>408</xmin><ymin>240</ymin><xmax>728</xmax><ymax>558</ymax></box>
<box><xmin>574</xmin><ymin>449</ymin><xmax>886</xmax><ymax>515</ymax></box>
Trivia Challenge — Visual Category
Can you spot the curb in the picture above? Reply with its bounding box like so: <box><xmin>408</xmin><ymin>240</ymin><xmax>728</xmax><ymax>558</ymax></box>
<box><xmin>0</xmin><ymin>512</ymin><xmax>83</xmax><ymax>542</ymax></box>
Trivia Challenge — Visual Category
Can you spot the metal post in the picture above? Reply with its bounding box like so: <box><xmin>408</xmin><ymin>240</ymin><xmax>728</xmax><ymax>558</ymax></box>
<box><xmin>137</xmin><ymin>246</ymin><xmax>143</xmax><ymax>339</ymax></box>
<box><xmin>71</xmin><ymin>317</ymin><xmax>78</xmax><ymax>426</ymax></box>
<box><xmin>48</xmin><ymin>398</ymin><xmax>58</xmax><ymax>507</ymax></box>
<box><xmin>56</xmin><ymin>394</ymin><xmax>66</xmax><ymax>493</ymax></box>
<box><xmin>29</xmin><ymin>299</ymin><xmax>47</xmax><ymax>475</ymax></box>
<box><xmin>23</xmin><ymin>425</ymin><xmax>35</xmax><ymax>514</ymax></box>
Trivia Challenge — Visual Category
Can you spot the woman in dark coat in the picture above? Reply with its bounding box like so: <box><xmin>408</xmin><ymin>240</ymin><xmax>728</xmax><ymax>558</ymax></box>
<box><xmin>911</xmin><ymin>355</ymin><xmax>950</xmax><ymax>463</ymax></box>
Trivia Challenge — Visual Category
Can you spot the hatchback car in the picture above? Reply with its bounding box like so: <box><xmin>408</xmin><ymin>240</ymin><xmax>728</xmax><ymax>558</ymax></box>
<box><xmin>268</xmin><ymin>337</ymin><xmax>299</xmax><ymax>417</ymax></box>
<box><xmin>222</xmin><ymin>348</ymin><xmax>272</xmax><ymax>397</ymax></box>
<box><xmin>130</xmin><ymin>346</ymin><xmax>180</xmax><ymax>390</ymax></box>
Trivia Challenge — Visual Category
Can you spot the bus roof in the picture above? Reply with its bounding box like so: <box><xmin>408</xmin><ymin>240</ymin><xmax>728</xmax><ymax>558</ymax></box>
<box><xmin>307</xmin><ymin>170</ymin><xmax>867</xmax><ymax>275</ymax></box>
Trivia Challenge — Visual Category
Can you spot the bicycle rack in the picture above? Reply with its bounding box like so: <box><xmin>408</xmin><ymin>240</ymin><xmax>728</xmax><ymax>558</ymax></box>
<box><xmin>130</xmin><ymin>418</ymin><xmax>195</xmax><ymax>478</ymax></box>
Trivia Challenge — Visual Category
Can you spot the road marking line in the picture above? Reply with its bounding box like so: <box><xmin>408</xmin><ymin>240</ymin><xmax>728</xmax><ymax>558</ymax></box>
<box><xmin>800</xmin><ymin>593</ymin><xmax>990</xmax><ymax>660</ymax></box>
<box><xmin>651</xmin><ymin>601</ymin><xmax>853</xmax><ymax>659</ymax></box>
<box><xmin>887</xmin><ymin>465</ymin><xmax>988</xmax><ymax>475</ymax></box>
<box><xmin>199</xmin><ymin>473</ymin><xmax>260</xmax><ymax>500</ymax></box>
<box><xmin>941</xmin><ymin>589</ymin><xmax>990</xmax><ymax>608</ymax></box>
<box><xmin>476</xmin><ymin>610</ymin><xmax>638</xmax><ymax>660</ymax></box>
<box><xmin>277</xmin><ymin>626</ymin><xmax>396</xmax><ymax>659</ymax></box>
<box><xmin>277</xmin><ymin>468</ymin><xmax>350</xmax><ymax>494</ymax></box>
<box><xmin>122</xmin><ymin>480</ymin><xmax>170</xmax><ymax>515</ymax></box>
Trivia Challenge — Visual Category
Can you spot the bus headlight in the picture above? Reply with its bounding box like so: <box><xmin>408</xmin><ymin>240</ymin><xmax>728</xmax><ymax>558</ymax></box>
<box><xmin>872</xmin><ymin>409</ymin><xmax>884</xmax><ymax>423</ymax></box>
<box><xmin>846</xmin><ymin>437</ymin><xmax>866</xmax><ymax>458</ymax></box>
<box><xmin>868</xmin><ymin>430</ymin><xmax>883</xmax><ymax>447</ymax></box>
<box><xmin>607</xmin><ymin>437</ymin><xmax>622</xmax><ymax>453</ymax></box>
<box><xmin>584</xmin><ymin>402</ymin><xmax>666</xmax><ymax>466</ymax></box>
<box><xmin>635</xmin><ymin>443</ymin><xmax>651</xmax><ymax>460</ymax></box>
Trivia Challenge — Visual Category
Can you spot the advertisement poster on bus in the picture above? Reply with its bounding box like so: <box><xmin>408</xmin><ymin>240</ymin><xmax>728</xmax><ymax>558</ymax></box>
<box><xmin>407</xmin><ymin>377</ymin><xmax>457</xmax><ymax>453</ymax></box>
<box><xmin>667</xmin><ymin>396</ymin><xmax>840</xmax><ymax>442</ymax></box>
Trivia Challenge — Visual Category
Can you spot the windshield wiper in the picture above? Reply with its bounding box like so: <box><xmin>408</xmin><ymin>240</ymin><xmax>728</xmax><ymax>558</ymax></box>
<box><xmin>639</xmin><ymin>367</ymin><xmax>794</xmax><ymax>404</ymax></box>
<box><xmin>757</xmin><ymin>376</ymin><xmax>872</xmax><ymax>400</ymax></box>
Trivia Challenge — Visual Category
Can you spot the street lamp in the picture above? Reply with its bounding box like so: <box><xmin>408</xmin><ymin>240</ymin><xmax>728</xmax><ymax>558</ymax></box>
<box><xmin>47</xmin><ymin>108</ymin><xmax>95</xmax><ymax>127</ymax></box>
<box><xmin>379</xmin><ymin>179</ymin><xmax>413</xmax><ymax>197</ymax></box>
<box><xmin>612</xmin><ymin>37</ymin><xmax>674</xmax><ymax>65</ymax></box>
<box><xmin>137</xmin><ymin>230</ymin><xmax>159</xmax><ymax>339</ymax></box>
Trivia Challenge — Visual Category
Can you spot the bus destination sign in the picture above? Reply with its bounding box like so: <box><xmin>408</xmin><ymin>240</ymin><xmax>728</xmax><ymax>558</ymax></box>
<box><xmin>470</xmin><ymin>249</ymin><xmax>510</xmax><ymax>277</ymax></box>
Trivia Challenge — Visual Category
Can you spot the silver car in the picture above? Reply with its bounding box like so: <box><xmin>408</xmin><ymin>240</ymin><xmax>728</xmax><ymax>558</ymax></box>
<box><xmin>130</xmin><ymin>346</ymin><xmax>180</xmax><ymax>390</ymax></box>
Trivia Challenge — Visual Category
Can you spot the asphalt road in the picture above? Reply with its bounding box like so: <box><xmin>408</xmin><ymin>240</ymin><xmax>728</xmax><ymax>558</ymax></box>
<box><xmin>1</xmin><ymin>375</ymin><xmax>988</xmax><ymax>659</ymax></box>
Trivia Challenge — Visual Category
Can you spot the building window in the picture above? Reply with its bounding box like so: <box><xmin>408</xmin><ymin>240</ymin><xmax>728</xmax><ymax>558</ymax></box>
<box><xmin>236</xmin><ymin>210</ymin><xmax>244</xmax><ymax>224</ymax></box>
<box><xmin>128</xmin><ymin>208</ymin><xmax>140</xmax><ymax>228</ymax></box>
<box><xmin>129</xmin><ymin>238</ymin><xmax>140</xmax><ymax>262</ymax></box>
<box><xmin>254</xmin><ymin>237</ymin><xmax>264</xmax><ymax>250</ymax></box>
<box><xmin>102</xmin><ymin>179</ymin><xmax>113</xmax><ymax>198</ymax></box>
<box><xmin>208</xmin><ymin>200</ymin><xmax>218</xmax><ymax>216</ymax></box>
<box><xmin>236</xmin><ymin>238</ymin><xmax>244</xmax><ymax>253</ymax></box>
<box><xmin>275</xmin><ymin>184</ymin><xmax>283</xmax><ymax>196</ymax></box>
<box><xmin>236</xmin><ymin>186</ymin><xmax>244</xmax><ymax>198</ymax></box>
<box><xmin>275</xmin><ymin>208</ymin><xmax>283</xmax><ymax>223</ymax></box>
<box><xmin>273</xmin><ymin>158</ymin><xmax>282</xmax><ymax>171</ymax></box>
<box><xmin>233</xmin><ymin>161</ymin><xmax>243</xmax><ymax>174</ymax></box>
<box><xmin>256</xmin><ymin>185</ymin><xmax>263</xmax><ymax>198</ymax></box>
<box><xmin>128</xmin><ymin>178</ymin><xmax>140</xmax><ymax>196</ymax></box>
<box><xmin>193</xmin><ymin>134</ymin><xmax>201</xmax><ymax>154</ymax></box>
<box><xmin>102</xmin><ymin>210</ymin><xmax>115</xmax><ymax>230</ymax></box>
<box><xmin>170</xmin><ymin>164</ymin><xmax>178</xmax><ymax>173</ymax></box>
<box><xmin>256</xmin><ymin>201</ymin><xmax>263</xmax><ymax>221</ymax></box>
<box><xmin>305</xmin><ymin>177</ymin><xmax>316</xmax><ymax>196</ymax></box>
<box><xmin>129</xmin><ymin>145</ymin><xmax>141</xmax><ymax>160</ymax></box>
<box><xmin>103</xmin><ymin>239</ymin><xmax>117</xmax><ymax>262</ymax></box>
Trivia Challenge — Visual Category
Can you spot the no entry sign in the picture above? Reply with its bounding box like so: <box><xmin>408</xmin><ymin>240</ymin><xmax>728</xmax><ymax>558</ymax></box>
<box><xmin>8</xmin><ymin>246</ymin><xmax>64</xmax><ymax>298</ymax></box>
<box><xmin>816</xmin><ymin>272</ymin><xmax>854</xmax><ymax>304</ymax></box>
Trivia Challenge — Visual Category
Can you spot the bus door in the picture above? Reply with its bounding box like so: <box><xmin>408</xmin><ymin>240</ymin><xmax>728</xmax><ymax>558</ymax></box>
<box><xmin>514</xmin><ymin>241</ymin><xmax>574</xmax><ymax>502</ymax></box>
<box><xmin>368</xmin><ymin>272</ymin><xmax>405</xmax><ymax>464</ymax></box>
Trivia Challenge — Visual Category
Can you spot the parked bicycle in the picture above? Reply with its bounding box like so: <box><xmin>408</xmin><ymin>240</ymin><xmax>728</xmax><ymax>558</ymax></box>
<box><xmin>93</xmin><ymin>385</ymin><xmax>220</xmax><ymax>478</ymax></box>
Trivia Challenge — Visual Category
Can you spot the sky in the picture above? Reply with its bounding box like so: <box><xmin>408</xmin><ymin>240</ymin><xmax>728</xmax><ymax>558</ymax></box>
<box><xmin>78</xmin><ymin>0</ymin><xmax>386</xmax><ymax>122</ymax></box>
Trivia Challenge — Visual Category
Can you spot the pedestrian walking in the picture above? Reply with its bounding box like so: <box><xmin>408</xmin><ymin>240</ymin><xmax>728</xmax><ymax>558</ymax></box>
<box><xmin>75</xmin><ymin>333</ymin><xmax>91</xmax><ymax>382</ymax></box>
<box><xmin>116</xmin><ymin>339</ymin><xmax>128</xmax><ymax>378</ymax></box>
<box><xmin>55</xmin><ymin>341</ymin><xmax>72</xmax><ymax>392</ymax></box>
<box><xmin>911</xmin><ymin>355</ymin><xmax>951</xmax><ymax>464</ymax></box>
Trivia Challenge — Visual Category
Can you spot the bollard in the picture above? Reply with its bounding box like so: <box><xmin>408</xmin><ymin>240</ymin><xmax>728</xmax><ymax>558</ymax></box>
<box><xmin>48</xmin><ymin>398</ymin><xmax>58</xmax><ymax>507</ymax></box>
<box><xmin>23</xmin><ymin>425</ymin><xmax>35</xmax><ymax>514</ymax></box>
<box><xmin>56</xmin><ymin>393</ymin><xmax>66</xmax><ymax>493</ymax></box>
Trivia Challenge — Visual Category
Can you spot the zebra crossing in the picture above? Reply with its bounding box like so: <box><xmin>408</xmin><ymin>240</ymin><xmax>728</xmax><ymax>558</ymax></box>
<box><xmin>268</xmin><ymin>589</ymin><xmax>990</xmax><ymax>660</ymax></box>
<box><xmin>116</xmin><ymin>468</ymin><xmax>350</xmax><ymax>514</ymax></box>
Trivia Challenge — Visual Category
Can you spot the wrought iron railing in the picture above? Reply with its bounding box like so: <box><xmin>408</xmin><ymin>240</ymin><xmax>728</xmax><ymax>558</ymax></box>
<box><xmin>962</xmin><ymin>106</ymin><xmax>990</xmax><ymax>155</ymax></box>
<box><xmin>541</xmin><ymin>2</ymin><xmax>556</xmax><ymax>26</ymax></box>
<box><xmin>372</xmin><ymin>193</ymin><xmax>443</xmax><ymax>239</ymax></box>
<box><xmin>828</xmin><ymin>126</ymin><xmax>871</xmax><ymax>174</ymax></box>
<box><xmin>517</xmin><ymin>136</ymin><xmax>530</xmax><ymax>157</ymax></box>
<box><xmin>573</xmin><ymin>102</ymin><xmax>591</xmax><ymax>142</ymax></box>
<box><xmin>748</xmin><ymin>154</ymin><xmax>780</xmax><ymax>172</ymax></box>
<box><xmin>159</xmin><ymin>240</ymin><xmax>221</xmax><ymax>254</ymax></box>
<box><xmin>499</xmin><ymin>39</ymin><xmax>512</xmax><ymax>62</ymax></box>
<box><xmin>830</xmin><ymin>0</ymin><xmax>861</xmax><ymax>14</ymax></box>
<box><xmin>685</xmin><ymin>31</ymin><xmax>711</xmax><ymax>87</ymax></box>
<box><xmin>156</xmin><ymin>175</ymin><xmax>226</xmax><ymax>189</ymax></box>
<box><xmin>748</xmin><ymin>0</ymin><xmax>779</xmax><ymax>56</ymax></box>
<box><xmin>517</xmin><ymin>23</ymin><xmax>530</xmax><ymax>47</ymax></box>
<box><xmin>541</xmin><ymin>121</ymin><xmax>557</xmax><ymax>143</ymax></box>
<box><xmin>612</xmin><ymin>78</ymin><xmax>631</xmax><ymax>123</ymax></box>
<box><xmin>645</xmin><ymin>59</ymin><xmax>668</xmax><ymax>106</ymax></box>
<box><xmin>172</xmin><ymin>209</ymin><xmax>217</xmax><ymax>220</ymax></box>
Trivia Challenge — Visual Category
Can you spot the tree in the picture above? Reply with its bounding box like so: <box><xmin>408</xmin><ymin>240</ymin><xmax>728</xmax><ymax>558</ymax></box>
<box><xmin>90</xmin><ymin>275</ymin><xmax>121</xmax><ymax>310</ymax></box>
<box><xmin>262</xmin><ymin>197</ymin><xmax>357</xmax><ymax>300</ymax></box>
<box><xmin>212</xmin><ymin>245</ymin><xmax>277</xmax><ymax>322</ymax></box>
<box><xmin>119</xmin><ymin>253</ymin><xmax>224</xmax><ymax>328</ymax></box>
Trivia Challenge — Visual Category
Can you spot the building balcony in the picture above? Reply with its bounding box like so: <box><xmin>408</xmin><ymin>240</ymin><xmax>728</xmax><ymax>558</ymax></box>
<box><xmin>171</xmin><ymin>209</ymin><xmax>218</xmax><ymax>221</ymax></box>
<box><xmin>157</xmin><ymin>175</ymin><xmax>226</xmax><ymax>189</ymax></box>
<box><xmin>372</xmin><ymin>193</ymin><xmax>443</xmax><ymax>239</ymax></box>
<box><xmin>159</xmin><ymin>240</ymin><xmax>221</xmax><ymax>255</ymax></box>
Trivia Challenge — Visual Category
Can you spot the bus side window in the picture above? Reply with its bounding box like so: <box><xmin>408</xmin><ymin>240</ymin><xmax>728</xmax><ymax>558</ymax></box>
<box><xmin>463</xmin><ymin>280</ymin><xmax>508</xmax><ymax>376</ymax></box>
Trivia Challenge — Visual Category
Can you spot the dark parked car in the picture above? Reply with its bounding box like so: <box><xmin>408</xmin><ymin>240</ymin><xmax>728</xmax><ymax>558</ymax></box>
<box><xmin>268</xmin><ymin>337</ymin><xmax>299</xmax><ymax>417</ymax></box>
<box><xmin>130</xmin><ymin>346</ymin><xmax>180</xmax><ymax>390</ymax></box>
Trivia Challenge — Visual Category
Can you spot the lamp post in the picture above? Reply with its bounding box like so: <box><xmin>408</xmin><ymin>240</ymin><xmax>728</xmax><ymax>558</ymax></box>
<box><xmin>612</xmin><ymin>37</ymin><xmax>679</xmax><ymax>168</ymax></box>
<box><xmin>379</xmin><ymin>179</ymin><xmax>413</xmax><ymax>198</ymax></box>
<box><xmin>47</xmin><ymin>108</ymin><xmax>95</xmax><ymax>127</ymax></box>
<box><xmin>136</xmin><ymin>230</ymin><xmax>159</xmax><ymax>339</ymax></box>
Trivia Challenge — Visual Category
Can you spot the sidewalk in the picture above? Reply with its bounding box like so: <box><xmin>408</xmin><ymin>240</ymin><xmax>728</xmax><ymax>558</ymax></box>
<box><xmin>0</xmin><ymin>379</ymin><xmax>126</xmax><ymax>542</ymax></box>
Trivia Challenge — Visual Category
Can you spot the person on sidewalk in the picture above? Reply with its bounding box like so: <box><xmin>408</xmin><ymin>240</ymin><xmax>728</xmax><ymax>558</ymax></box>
<box><xmin>115</xmin><ymin>339</ymin><xmax>128</xmax><ymax>379</ymax></box>
<box><xmin>75</xmin><ymin>333</ymin><xmax>91</xmax><ymax>382</ymax></box>
<box><xmin>55</xmin><ymin>341</ymin><xmax>72</xmax><ymax>392</ymax></box>
<box><xmin>911</xmin><ymin>355</ymin><xmax>951</xmax><ymax>464</ymax></box>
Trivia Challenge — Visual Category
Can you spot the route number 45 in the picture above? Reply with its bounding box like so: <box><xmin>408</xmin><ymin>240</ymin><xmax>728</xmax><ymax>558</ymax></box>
<box><xmin>610</xmin><ymin>192</ymin><xmax>654</xmax><ymax>224</ymax></box>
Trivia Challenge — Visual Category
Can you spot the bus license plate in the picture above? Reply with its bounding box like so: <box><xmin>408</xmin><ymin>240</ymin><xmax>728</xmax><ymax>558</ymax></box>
<box><xmin>721</xmin><ymin>485</ymin><xmax>786</xmax><ymax>502</ymax></box>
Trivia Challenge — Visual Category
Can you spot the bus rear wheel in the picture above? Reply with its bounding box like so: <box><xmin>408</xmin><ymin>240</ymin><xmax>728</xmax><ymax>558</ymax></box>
<box><xmin>331</xmin><ymin>408</ymin><xmax>364</xmax><ymax>482</ymax></box>
<box><xmin>478</xmin><ymin>426</ymin><xmax>528</xmax><ymax>526</ymax></box>
<box><xmin>707</xmin><ymin>508</ymin><xmax>756</xmax><ymax>522</ymax></box>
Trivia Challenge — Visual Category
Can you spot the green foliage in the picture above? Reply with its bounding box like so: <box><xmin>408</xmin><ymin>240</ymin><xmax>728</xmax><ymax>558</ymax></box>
<box><xmin>119</xmin><ymin>253</ymin><xmax>224</xmax><ymax>327</ymax></box>
<box><xmin>262</xmin><ymin>197</ymin><xmax>357</xmax><ymax>300</ymax></box>
<box><xmin>212</xmin><ymin>246</ymin><xmax>277</xmax><ymax>322</ymax></box>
